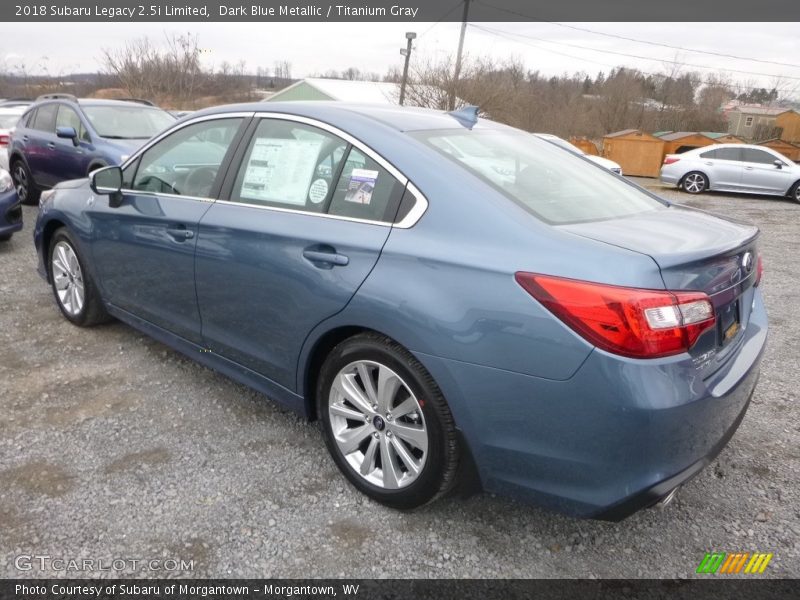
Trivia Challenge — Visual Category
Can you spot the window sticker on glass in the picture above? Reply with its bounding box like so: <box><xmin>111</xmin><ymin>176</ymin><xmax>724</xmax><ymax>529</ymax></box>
<box><xmin>241</xmin><ymin>138</ymin><xmax>322</xmax><ymax>205</ymax></box>
<box><xmin>308</xmin><ymin>178</ymin><xmax>329</xmax><ymax>204</ymax></box>
<box><xmin>344</xmin><ymin>168</ymin><xmax>379</xmax><ymax>205</ymax></box>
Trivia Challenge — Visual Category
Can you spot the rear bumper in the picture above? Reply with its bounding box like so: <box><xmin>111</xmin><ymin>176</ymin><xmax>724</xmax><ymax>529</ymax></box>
<box><xmin>659</xmin><ymin>170</ymin><xmax>681</xmax><ymax>186</ymax></box>
<box><xmin>415</xmin><ymin>290</ymin><xmax>768</xmax><ymax>519</ymax></box>
<box><xmin>593</xmin><ymin>371</ymin><xmax>757</xmax><ymax>520</ymax></box>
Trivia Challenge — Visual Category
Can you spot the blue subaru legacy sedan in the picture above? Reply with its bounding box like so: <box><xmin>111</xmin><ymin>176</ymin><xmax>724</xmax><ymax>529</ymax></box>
<box><xmin>33</xmin><ymin>103</ymin><xmax>767</xmax><ymax>519</ymax></box>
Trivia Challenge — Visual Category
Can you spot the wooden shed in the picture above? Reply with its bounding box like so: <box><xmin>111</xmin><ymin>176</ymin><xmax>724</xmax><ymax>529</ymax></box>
<box><xmin>775</xmin><ymin>110</ymin><xmax>800</xmax><ymax>144</ymax></box>
<box><xmin>657</xmin><ymin>131</ymin><xmax>717</xmax><ymax>155</ymax></box>
<box><xmin>569</xmin><ymin>137</ymin><xmax>599</xmax><ymax>156</ymax></box>
<box><xmin>701</xmin><ymin>132</ymin><xmax>745</xmax><ymax>144</ymax></box>
<box><xmin>758</xmin><ymin>138</ymin><xmax>800</xmax><ymax>162</ymax></box>
<box><xmin>602</xmin><ymin>129</ymin><xmax>665</xmax><ymax>177</ymax></box>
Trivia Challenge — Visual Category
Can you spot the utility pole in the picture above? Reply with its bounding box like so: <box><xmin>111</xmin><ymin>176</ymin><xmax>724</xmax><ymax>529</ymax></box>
<box><xmin>399</xmin><ymin>31</ymin><xmax>416</xmax><ymax>106</ymax></box>
<box><xmin>450</xmin><ymin>0</ymin><xmax>471</xmax><ymax>110</ymax></box>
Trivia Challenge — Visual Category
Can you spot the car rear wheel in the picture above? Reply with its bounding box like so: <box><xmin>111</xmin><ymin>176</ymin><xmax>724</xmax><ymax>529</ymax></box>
<box><xmin>12</xmin><ymin>160</ymin><xmax>40</xmax><ymax>205</ymax></box>
<box><xmin>318</xmin><ymin>333</ymin><xmax>459</xmax><ymax>509</ymax></box>
<box><xmin>48</xmin><ymin>228</ymin><xmax>110</xmax><ymax>326</ymax></box>
<box><xmin>682</xmin><ymin>171</ymin><xmax>708</xmax><ymax>194</ymax></box>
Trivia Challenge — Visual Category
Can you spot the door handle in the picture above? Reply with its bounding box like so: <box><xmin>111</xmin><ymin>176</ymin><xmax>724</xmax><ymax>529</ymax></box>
<box><xmin>303</xmin><ymin>249</ymin><xmax>349</xmax><ymax>267</ymax></box>
<box><xmin>744</xmin><ymin>166</ymin><xmax>754</xmax><ymax>170</ymax></box>
<box><xmin>166</xmin><ymin>226</ymin><xmax>194</xmax><ymax>241</ymax></box>
<box><xmin>47</xmin><ymin>142</ymin><xmax>55</xmax><ymax>149</ymax></box>
<box><xmin>704</xmin><ymin>161</ymin><xmax>713</xmax><ymax>165</ymax></box>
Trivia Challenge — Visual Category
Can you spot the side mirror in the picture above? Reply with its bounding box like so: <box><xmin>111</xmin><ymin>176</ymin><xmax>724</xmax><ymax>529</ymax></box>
<box><xmin>90</xmin><ymin>165</ymin><xmax>124</xmax><ymax>208</ymax></box>
<box><xmin>56</xmin><ymin>126</ymin><xmax>79</xmax><ymax>147</ymax></box>
<box><xmin>774</xmin><ymin>159</ymin><xmax>783</xmax><ymax>169</ymax></box>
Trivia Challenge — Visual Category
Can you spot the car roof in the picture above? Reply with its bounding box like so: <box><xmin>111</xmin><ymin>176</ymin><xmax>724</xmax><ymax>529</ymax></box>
<box><xmin>187</xmin><ymin>101</ymin><xmax>511</xmax><ymax>133</ymax></box>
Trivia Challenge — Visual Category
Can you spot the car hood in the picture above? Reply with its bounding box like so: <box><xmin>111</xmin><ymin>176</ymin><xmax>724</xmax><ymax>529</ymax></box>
<box><xmin>101</xmin><ymin>137</ymin><xmax>149</xmax><ymax>155</ymax></box>
<box><xmin>585</xmin><ymin>155</ymin><xmax>621</xmax><ymax>171</ymax></box>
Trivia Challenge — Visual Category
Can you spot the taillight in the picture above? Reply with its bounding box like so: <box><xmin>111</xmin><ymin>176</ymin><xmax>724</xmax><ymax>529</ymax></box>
<box><xmin>515</xmin><ymin>273</ymin><xmax>716</xmax><ymax>359</ymax></box>
<box><xmin>0</xmin><ymin>134</ymin><xmax>9</xmax><ymax>147</ymax></box>
<box><xmin>663</xmin><ymin>156</ymin><xmax>680</xmax><ymax>165</ymax></box>
<box><xmin>754</xmin><ymin>253</ymin><xmax>763</xmax><ymax>287</ymax></box>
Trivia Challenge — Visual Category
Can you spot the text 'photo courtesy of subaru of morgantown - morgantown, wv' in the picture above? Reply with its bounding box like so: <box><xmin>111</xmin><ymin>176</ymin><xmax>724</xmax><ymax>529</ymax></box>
<box><xmin>32</xmin><ymin>102</ymin><xmax>768</xmax><ymax>519</ymax></box>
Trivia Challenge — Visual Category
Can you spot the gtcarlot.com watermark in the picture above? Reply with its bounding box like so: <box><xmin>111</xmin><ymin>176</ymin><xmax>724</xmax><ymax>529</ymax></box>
<box><xmin>15</xmin><ymin>554</ymin><xmax>194</xmax><ymax>573</ymax></box>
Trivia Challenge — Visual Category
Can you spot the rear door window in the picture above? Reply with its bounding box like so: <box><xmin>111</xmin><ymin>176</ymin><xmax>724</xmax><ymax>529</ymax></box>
<box><xmin>228</xmin><ymin>118</ymin><xmax>348</xmax><ymax>213</ymax></box>
<box><xmin>713</xmin><ymin>147</ymin><xmax>743</xmax><ymax>162</ymax></box>
<box><xmin>31</xmin><ymin>104</ymin><xmax>57</xmax><ymax>133</ymax></box>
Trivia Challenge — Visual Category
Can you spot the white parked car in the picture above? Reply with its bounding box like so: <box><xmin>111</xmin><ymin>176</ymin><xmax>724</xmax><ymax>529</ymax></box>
<box><xmin>535</xmin><ymin>133</ymin><xmax>623</xmax><ymax>175</ymax></box>
<box><xmin>660</xmin><ymin>143</ymin><xmax>800</xmax><ymax>202</ymax></box>
<box><xmin>0</xmin><ymin>106</ymin><xmax>26</xmax><ymax>171</ymax></box>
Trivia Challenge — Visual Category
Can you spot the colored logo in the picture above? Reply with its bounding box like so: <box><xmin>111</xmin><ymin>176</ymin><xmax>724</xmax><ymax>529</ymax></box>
<box><xmin>696</xmin><ymin>552</ymin><xmax>773</xmax><ymax>574</ymax></box>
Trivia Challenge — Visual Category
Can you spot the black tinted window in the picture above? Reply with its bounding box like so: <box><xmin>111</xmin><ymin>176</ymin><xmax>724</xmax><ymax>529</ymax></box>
<box><xmin>31</xmin><ymin>104</ymin><xmax>57</xmax><ymax>132</ymax></box>
<box><xmin>715</xmin><ymin>147</ymin><xmax>742</xmax><ymax>161</ymax></box>
<box><xmin>700</xmin><ymin>149</ymin><xmax>716</xmax><ymax>159</ymax></box>
<box><xmin>742</xmin><ymin>148</ymin><xmax>777</xmax><ymax>164</ymax></box>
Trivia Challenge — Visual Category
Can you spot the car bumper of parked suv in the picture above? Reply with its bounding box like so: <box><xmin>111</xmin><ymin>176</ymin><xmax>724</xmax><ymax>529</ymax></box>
<box><xmin>414</xmin><ymin>289</ymin><xmax>768</xmax><ymax>519</ymax></box>
<box><xmin>0</xmin><ymin>189</ymin><xmax>22</xmax><ymax>237</ymax></box>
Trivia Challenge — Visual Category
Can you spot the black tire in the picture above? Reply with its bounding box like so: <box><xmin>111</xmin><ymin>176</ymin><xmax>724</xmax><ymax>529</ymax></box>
<box><xmin>681</xmin><ymin>171</ymin><xmax>708</xmax><ymax>195</ymax></box>
<box><xmin>87</xmin><ymin>162</ymin><xmax>107</xmax><ymax>177</ymax></box>
<box><xmin>11</xmin><ymin>159</ymin><xmax>40</xmax><ymax>205</ymax></box>
<box><xmin>317</xmin><ymin>332</ymin><xmax>460</xmax><ymax>509</ymax></box>
<box><xmin>48</xmin><ymin>228</ymin><xmax>111</xmax><ymax>327</ymax></box>
<box><xmin>790</xmin><ymin>181</ymin><xmax>800</xmax><ymax>203</ymax></box>
<box><xmin>0</xmin><ymin>233</ymin><xmax>11</xmax><ymax>242</ymax></box>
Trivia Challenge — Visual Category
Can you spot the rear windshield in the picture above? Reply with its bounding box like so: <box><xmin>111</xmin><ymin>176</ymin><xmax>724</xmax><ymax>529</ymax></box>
<box><xmin>83</xmin><ymin>105</ymin><xmax>175</xmax><ymax>139</ymax></box>
<box><xmin>411</xmin><ymin>129</ymin><xmax>666</xmax><ymax>224</ymax></box>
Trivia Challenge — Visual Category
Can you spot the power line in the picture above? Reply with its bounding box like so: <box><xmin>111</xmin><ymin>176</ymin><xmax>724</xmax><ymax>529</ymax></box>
<box><xmin>542</xmin><ymin>22</ymin><xmax>800</xmax><ymax>71</ymax></box>
<box><xmin>472</xmin><ymin>23</ymin><xmax>800</xmax><ymax>82</ymax></box>
<box><xmin>475</xmin><ymin>0</ymin><xmax>800</xmax><ymax>70</ymax></box>
<box><xmin>417</xmin><ymin>0</ymin><xmax>464</xmax><ymax>39</ymax></box>
<box><xmin>468</xmin><ymin>24</ymin><xmax>800</xmax><ymax>95</ymax></box>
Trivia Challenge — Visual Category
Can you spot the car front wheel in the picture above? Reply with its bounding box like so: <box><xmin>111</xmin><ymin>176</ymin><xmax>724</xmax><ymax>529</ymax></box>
<box><xmin>682</xmin><ymin>171</ymin><xmax>708</xmax><ymax>194</ymax></box>
<box><xmin>318</xmin><ymin>333</ymin><xmax>459</xmax><ymax>509</ymax></box>
<box><xmin>48</xmin><ymin>228</ymin><xmax>110</xmax><ymax>326</ymax></box>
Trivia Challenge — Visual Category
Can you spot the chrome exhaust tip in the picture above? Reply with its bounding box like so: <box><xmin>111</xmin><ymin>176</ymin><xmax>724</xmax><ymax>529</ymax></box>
<box><xmin>655</xmin><ymin>487</ymin><xmax>679</xmax><ymax>508</ymax></box>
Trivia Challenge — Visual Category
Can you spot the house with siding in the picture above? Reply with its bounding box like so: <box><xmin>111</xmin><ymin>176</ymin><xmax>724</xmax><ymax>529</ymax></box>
<box><xmin>727</xmin><ymin>106</ymin><xmax>797</xmax><ymax>141</ymax></box>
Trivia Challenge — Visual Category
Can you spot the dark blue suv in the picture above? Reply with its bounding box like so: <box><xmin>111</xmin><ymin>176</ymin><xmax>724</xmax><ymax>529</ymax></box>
<box><xmin>8</xmin><ymin>94</ymin><xmax>174</xmax><ymax>204</ymax></box>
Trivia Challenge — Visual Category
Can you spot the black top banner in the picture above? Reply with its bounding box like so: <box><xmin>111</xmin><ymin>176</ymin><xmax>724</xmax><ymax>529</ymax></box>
<box><xmin>3</xmin><ymin>0</ymin><xmax>800</xmax><ymax>22</ymax></box>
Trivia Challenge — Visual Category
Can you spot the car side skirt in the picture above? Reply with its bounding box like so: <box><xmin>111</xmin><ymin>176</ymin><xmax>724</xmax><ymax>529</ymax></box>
<box><xmin>105</xmin><ymin>303</ymin><xmax>306</xmax><ymax>415</ymax></box>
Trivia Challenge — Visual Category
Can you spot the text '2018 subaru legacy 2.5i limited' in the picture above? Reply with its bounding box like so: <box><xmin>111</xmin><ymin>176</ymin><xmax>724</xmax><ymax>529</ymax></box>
<box><xmin>33</xmin><ymin>103</ymin><xmax>767</xmax><ymax>519</ymax></box>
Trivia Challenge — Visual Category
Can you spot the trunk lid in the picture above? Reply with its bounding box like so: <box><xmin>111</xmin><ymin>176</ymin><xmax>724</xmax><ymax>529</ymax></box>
<box><xmin>560</xmin><ymin>205</ymin><xmax>760</xmax><ymax>375</ymax></box>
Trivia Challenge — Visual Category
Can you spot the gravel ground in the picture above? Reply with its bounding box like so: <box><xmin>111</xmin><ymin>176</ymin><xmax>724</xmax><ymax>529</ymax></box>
<box><xmin>1</xmin><ymin>181</ymin><xmax>798</xmax><ymax>579</ymax></box>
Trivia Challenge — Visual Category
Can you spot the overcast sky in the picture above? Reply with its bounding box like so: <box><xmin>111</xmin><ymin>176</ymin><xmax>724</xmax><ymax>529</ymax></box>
<box><xmin>2</xmin><ymin>22</ymin><xmax>799</xmax><ymax>96</ymax></box>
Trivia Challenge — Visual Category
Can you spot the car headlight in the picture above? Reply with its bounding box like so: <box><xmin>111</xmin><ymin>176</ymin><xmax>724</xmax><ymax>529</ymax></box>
<box><xmin>0</xmin><ymin>169</ymin><xmax>13</xmax><ymax>193</ymax></box>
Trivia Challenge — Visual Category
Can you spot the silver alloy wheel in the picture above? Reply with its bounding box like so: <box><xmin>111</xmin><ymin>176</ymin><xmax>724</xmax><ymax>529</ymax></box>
<box><xmin>683</xmin><ymin>173</ymin><xmax>706</xmax><ymax>194</ymax></box>
<box><xmin>328</xmin><ymin>360</ymin><xmax>428</xmax><ymax>489</ymax></box>
<box><xmin>13</xmin><ymin>164</ymin><xmax>28</xmax><ymax>202</ymax></box>
<box><xmin>51</xmin><ymin>241</ymin><xmax>85</xmax><ymax>316</ymax></box>
<box><xmin>795</xmin><ymin>185</ymin><xmax>800</xmax><ymax>202</ymax></box>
